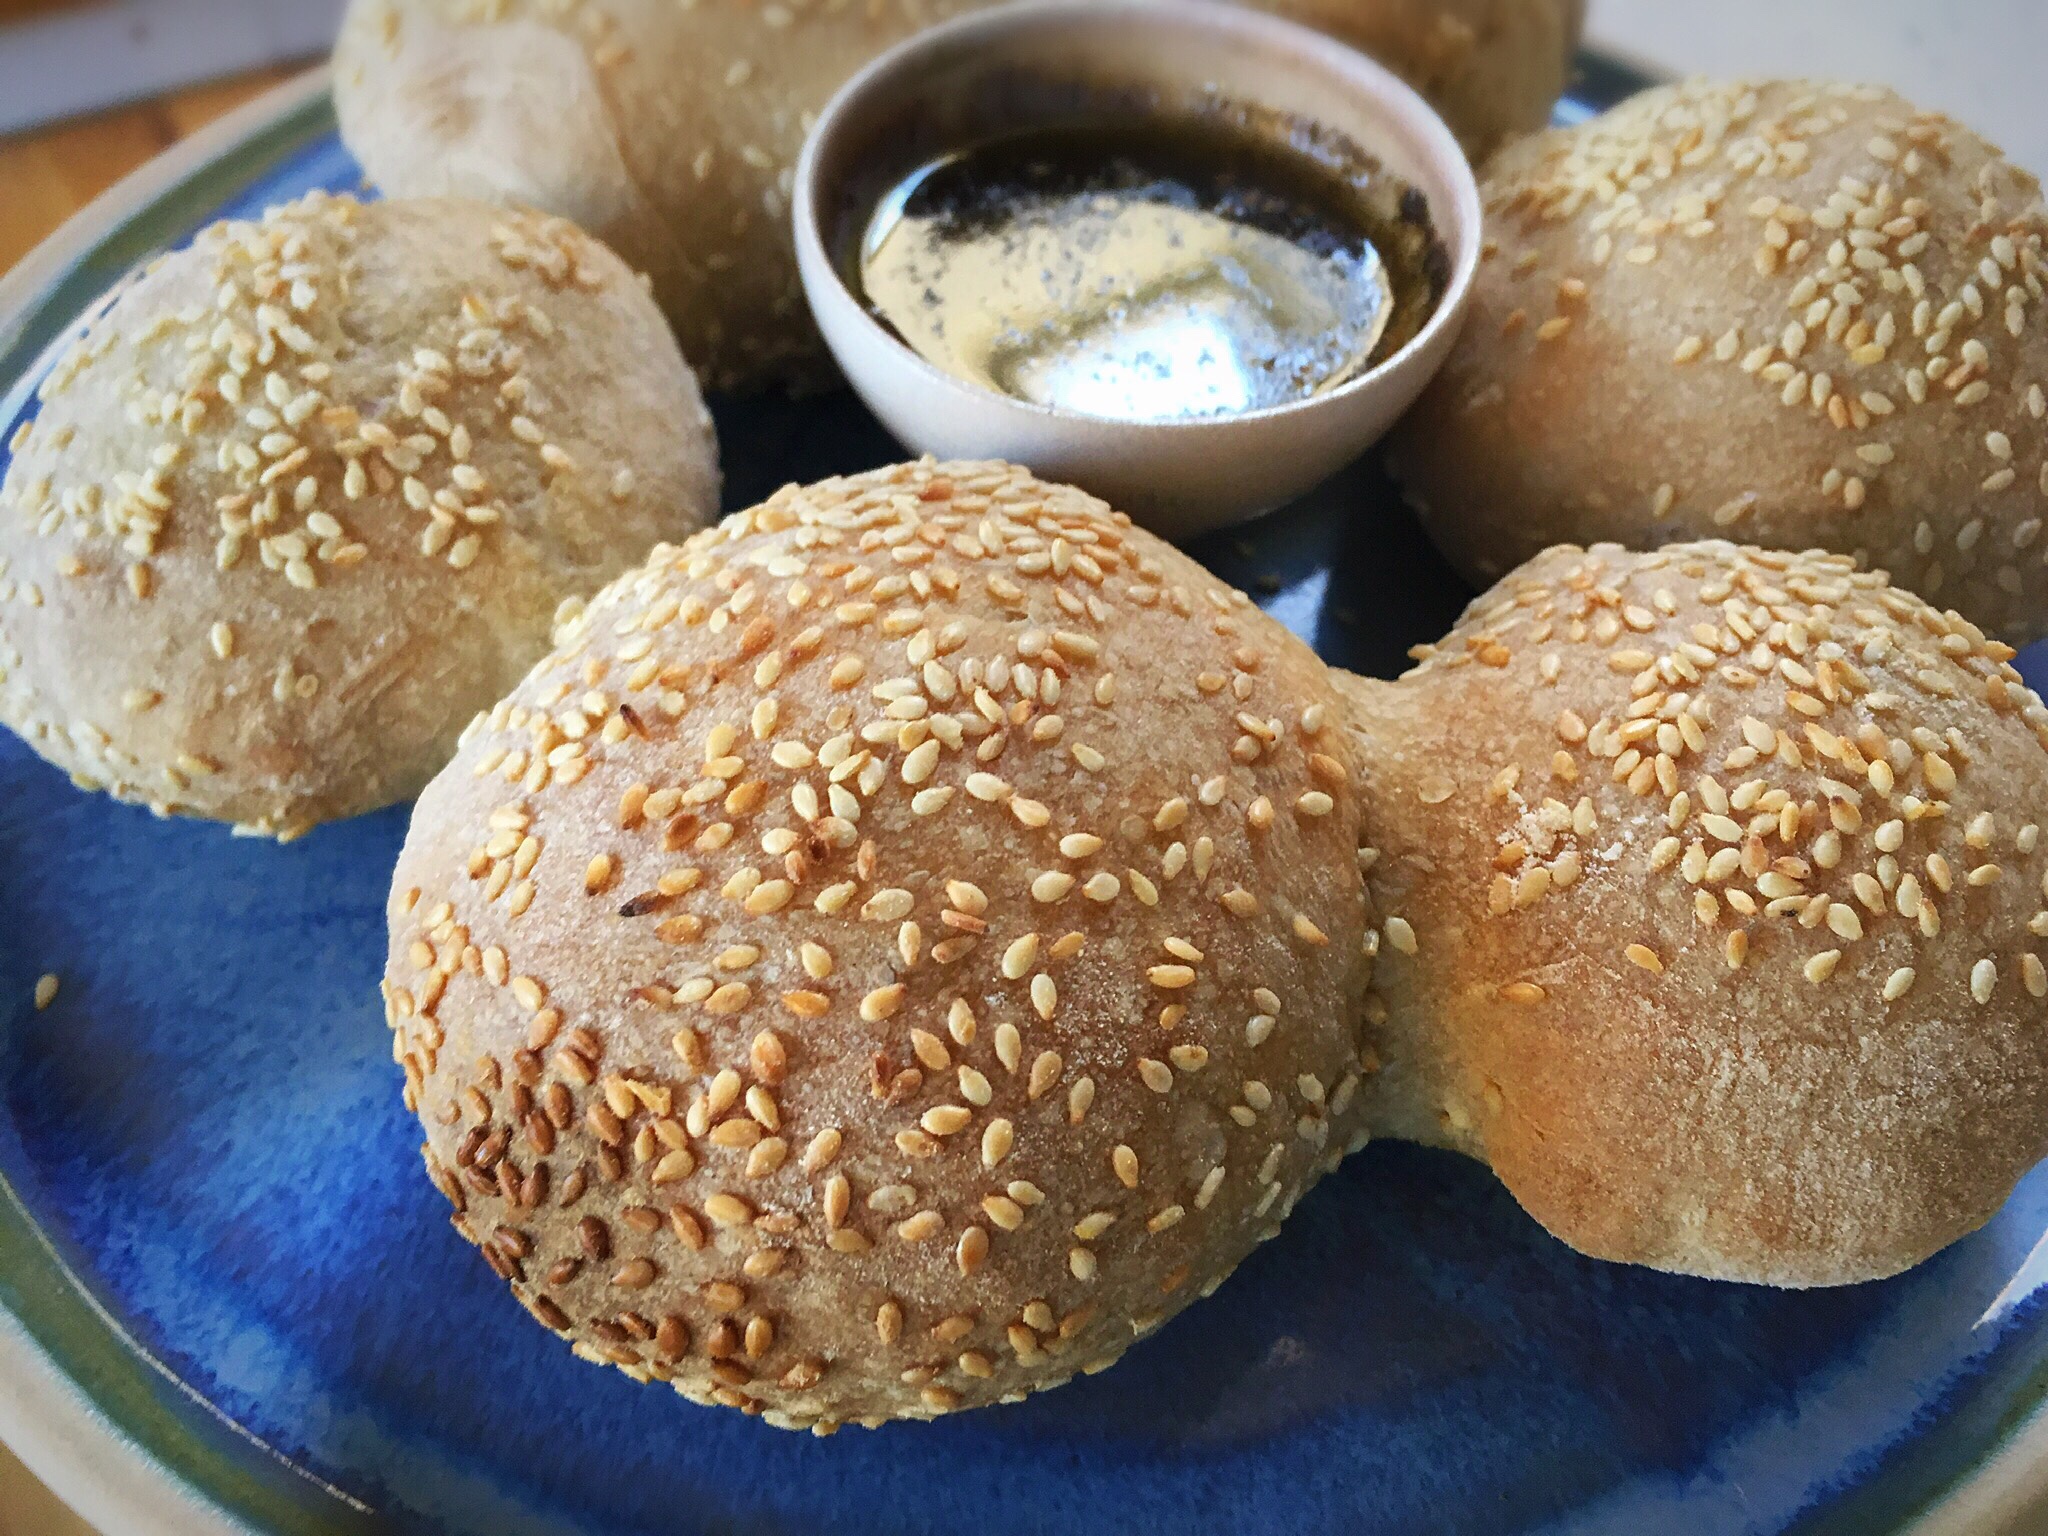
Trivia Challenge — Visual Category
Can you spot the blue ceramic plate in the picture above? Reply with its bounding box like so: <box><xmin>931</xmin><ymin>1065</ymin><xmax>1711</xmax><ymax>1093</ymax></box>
<box><xmin>4</xmin><ymin>58</ymin><xmax>2048</xmax><ymax>1536</ymax></box>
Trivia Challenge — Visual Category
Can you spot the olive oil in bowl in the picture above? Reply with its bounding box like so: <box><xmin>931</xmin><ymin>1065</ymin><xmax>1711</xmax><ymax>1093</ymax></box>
<box><xmin>852</xmin><ymin>112</ymin><xmax>1446</xmax><ymax>423</ymax></box>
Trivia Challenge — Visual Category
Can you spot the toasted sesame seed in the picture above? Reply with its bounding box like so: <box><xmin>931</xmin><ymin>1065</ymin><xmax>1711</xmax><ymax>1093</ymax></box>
<box><xmin>704</xmin><ymin>1194</ymin><xmax>751</xmax><ymax>1226</ymax></box>
<box><xmin>897</xmin><ymin>1210</ymin><xmax>944</xmax><ymax>1242</ymax></box>
<box><xmin>859</xmin><ymin>984</ymin><xmax>906</xmax><ymax>1022</ymax></box>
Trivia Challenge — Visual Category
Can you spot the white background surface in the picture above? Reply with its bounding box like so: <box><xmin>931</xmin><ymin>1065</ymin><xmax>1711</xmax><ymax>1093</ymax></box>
<box><xmin>1589</xmin><ymin>0</ymin><xmax>2048</xmax><ymax>175</ymax></box>
<box><xmin>0</xmin><ymin>0</ymin><xmax>345</xmax><ymax>135</ymax></box>
<box><xmin>1</xmin><ymin>0</ymin><xmax>2045</xmax><ymax>177</ymax></box>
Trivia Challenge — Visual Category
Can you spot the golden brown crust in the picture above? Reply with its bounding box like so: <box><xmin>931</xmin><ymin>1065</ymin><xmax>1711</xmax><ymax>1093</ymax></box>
<box><xmin>331</xmin><ymin>0</ymin><xmax>1577</xmax><ymax>391</ymax></box>
<box><xmin>1340</xmin><ymin>540</ymin><xmax>2048</xmax><ymax>1286</ymax></box>
<box><xmin>383</xmin><ymin>460</ymin><xmax>1372</xmax><ymax>1427</ymax></box>
<box><xmin>1389</xmin><ymin>79</ymin><xmax>2048</xmax><ymax>644</ymax></box>
<box><xmin>0</xmin><ymin>193</ymin><xmax>719</xmax><ymax>836</ymax></box>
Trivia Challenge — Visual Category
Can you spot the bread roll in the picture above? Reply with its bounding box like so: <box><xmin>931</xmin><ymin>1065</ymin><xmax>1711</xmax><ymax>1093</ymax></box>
<box><xmin>1279</xmin><ymin>0</ymin><xmax>1583</xmax><ymax>164</ymax></box>
<box><xmin>1388</xmin><ymin>80</ymin><xmax>2048</xmax><ymax>644</ymax></box>
<box><xmin>0</xmin><ymin>193</ymin><xmax>719</xmax><ymax>838</ymax></box>
<box><xmin>383</xmin><ymin>459</ymin><xmax>1373</xmax><ymax>1428</ymax></box>
<box><xmin>1340</xmin><ymin>540</ymin><xmax>2048</xmax><ymax>1286</ymax></box>
<box><xmin>332</xmin><ymin>0</ymin><xmax>1580</xmax><ymax>391</ymax></box>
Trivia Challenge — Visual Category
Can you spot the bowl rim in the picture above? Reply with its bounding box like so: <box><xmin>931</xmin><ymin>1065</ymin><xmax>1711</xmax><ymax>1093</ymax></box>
<box><xmin>790</xmin><ymin>0</ymin><xmax>1485</xmax><ymax>436</ymax></box>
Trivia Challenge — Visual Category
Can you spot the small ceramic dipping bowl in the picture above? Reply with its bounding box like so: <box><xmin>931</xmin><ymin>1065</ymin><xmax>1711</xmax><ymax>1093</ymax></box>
<box><xmin>792</xmin><ymin>0</ymin><xmax>1483</xmax><ymax>536</ymax></box>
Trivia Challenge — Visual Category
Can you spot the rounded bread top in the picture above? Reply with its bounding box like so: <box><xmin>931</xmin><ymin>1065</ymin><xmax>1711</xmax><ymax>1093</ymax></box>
<box><xmin>0</xmin><ymin>192</ymin><xmax>719</xmax><ymax>834</ymax></box>
<box><xmin>1343</xmin><ymin>538</ymin><xmax>2048</xmax><ymax>1284</ymax></box>
<box><xmin>1390</xmin><ymin>79</ymin><xmax>2048</xmax><ymax>643</ymax></box>
<box><xmin>384</xmin><ymin>459</ymin><xmax>1374</xmax><ymax>1426</ymax></box>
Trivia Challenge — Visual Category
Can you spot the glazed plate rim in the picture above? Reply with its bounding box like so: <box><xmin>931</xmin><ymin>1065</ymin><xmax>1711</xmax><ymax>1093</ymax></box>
<box><xmin>2</xmin><ymin>59</ymin><xmax>2048</xmax><ymax>1536</ymax></box>
<box><xmin>0</xmin><ymin>67</ymin><xmax>339</xmax><ymax>1536</ymax></box>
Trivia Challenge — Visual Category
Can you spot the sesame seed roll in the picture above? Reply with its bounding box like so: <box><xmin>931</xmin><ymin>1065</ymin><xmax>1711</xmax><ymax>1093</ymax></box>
<box><xmin>331</xmin><ymin>0</ymin><xmax>1582</xmax><ymax>392</ymax></box>
<box><xmin>1339</xmin><ymin>541</ymin><xmax>2048</xmax><ymax>1286</ymax></box>
<box><xmin>384</xmin><ymin>460</ymin><xmax>1374</xmax><ymax>1428</ymax></box>
<box><xmin>0</xmin><ymin>192</ymin><xmax>719</xmax><ymax>838</ymax></box>
<box><xmin>1388</xmin><ymin>80</ymin><xmax>2048</xmax><ymax>644</ymax></box>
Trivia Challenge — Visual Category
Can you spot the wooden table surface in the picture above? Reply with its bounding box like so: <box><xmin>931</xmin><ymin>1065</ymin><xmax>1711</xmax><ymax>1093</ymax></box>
<box><xmin>0</xmin><ymin>62</ymin><xmax>300</xmax><ymax>276</ymax></box>
<box><xmin>0</xmin><ymin>1443</ymin><xmax>94</xmax><ymax>1536</ymax></box>
<box><xmin>0</xmin><ymin>50</ymin><xmax>308</xmax><ymax>1536</ymax></box>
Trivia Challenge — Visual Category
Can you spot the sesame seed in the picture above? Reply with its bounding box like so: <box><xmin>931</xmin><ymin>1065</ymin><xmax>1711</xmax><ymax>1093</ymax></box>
<box><xmin>1031</xmin><ymin>871</ymin><xmax>1075</xmax><ymax>902</ymax></box>
<box><xmin>860</xmin><ymin>985</ymin><xmax>906</xmax><ymax>1022</ymax></box>
<box><xmin>1972</xmin><ymin>958</ymin><xmax>1998</xmax><ymax>1003</ymax></box>
<box><xmin>1030</xmin><ymin>973</ymin><xmax>1058</xmax><ymax>1019</ymax></box>
<box><xmin>1001</xmin><ymin>934</ymin><xmax>1039</xmax><ymax>979</ymax></box>
<box><xmin>897</xmin><ymin>1211</ymin><xmax>944</xmax><ymax>1243</ymax></box>
<box><xmin>704</xmin><ymin>1194</ymin><xmax>751</xmax><ymax>1226</ymax></box>
<box><xmin>921</xmin><ymin>1105</ymin><xmax>972</xmax><ymax>1137</ymax></box>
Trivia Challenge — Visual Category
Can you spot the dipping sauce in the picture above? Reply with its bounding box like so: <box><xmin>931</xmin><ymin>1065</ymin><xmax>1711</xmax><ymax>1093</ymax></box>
<box><xmin>852</xmin><ymin>112</ymin><xmax>1445</xmax><ymax>422</ymax></box>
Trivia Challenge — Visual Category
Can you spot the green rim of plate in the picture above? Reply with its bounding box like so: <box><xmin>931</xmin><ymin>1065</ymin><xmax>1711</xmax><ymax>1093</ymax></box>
<box><xmin>0</xmin><ymin>85</ymin><xmax>381</xmax><ymax>1533</ymax></box>
<box><xmin>0</xmin><ymin>92</ymin><xmax>343</xmax><ymax>402</ymax></box>
<box><xmin>0</xmin><ymin>1169</ymin><xmax>376</xmax><ymax>1533</ymax></box>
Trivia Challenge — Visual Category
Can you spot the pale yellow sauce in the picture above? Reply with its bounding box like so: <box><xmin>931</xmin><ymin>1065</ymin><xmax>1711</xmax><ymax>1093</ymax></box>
<box><xmin>863</xmin><ymin>183</ymin><xmax>1394</xmax><ymax>420</ymax></box>
<box><xmin>851</xmin><ymin>116</ymin><xmax>1438</xmax><ymax>424</ymax></box>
